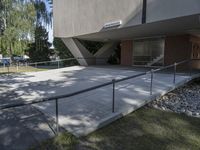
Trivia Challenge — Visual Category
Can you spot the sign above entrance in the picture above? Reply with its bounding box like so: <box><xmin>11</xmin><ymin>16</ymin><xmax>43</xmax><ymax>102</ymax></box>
<box><xmin>103</xmin><ymin>20</ymin><xmax>122</xmax><ymax>29</ymax></box>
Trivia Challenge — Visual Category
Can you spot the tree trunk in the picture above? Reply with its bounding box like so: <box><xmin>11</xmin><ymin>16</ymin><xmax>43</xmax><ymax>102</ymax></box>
<box><xmin>9</xmin><ymin>43</ymin><xmax>13</xmax><ymax>63</ymax></box>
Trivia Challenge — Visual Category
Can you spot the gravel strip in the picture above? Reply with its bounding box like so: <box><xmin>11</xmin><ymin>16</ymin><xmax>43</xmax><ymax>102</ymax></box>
<box><xmin>148</xmin><ymin>78</ymin><xmax>200</xmax><ymax>118</ymax></box>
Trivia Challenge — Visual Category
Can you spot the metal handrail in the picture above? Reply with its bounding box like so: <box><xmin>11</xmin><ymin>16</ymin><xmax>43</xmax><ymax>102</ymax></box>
<box><xmin>0</xmin><ymin>57</ymin><xmax>108</xmax><ymax>71</ymax></box>
<box><xmin>152</xmin><ymin>60</ymin><xmax>190</xmax><ymax>73</ymax></box>
<box><xmin>0</xmin><ymin>59</ymin><xmax>193</xmax><ymax>110</ymax></box>
<box><xmin>0</xmin><ymin>72</ymin><xmax>147</xmax><ymax>110</ymax></box>
<box><xmin>0</xmin><ymin>58</ymin><xmax>77</xmax><ymax>74</ymax></box>
<box><xmin>28</xmin><ymin>58</ymin><xmax>76</xmax><ymax>65</ymax></box>
<box><xmin>0</xmin><ymin>58</ymin><xmax>198</xmax><ymax>134</ymax></box>
<box><xmin>77</xmin><ymin>57</ymin><xmax>109</xmax><ymax>60</ymax></box>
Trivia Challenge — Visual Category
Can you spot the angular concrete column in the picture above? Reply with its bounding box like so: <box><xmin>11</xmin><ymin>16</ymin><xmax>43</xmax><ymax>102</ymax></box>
<box><xmin>62</xmin><ymin>38</ymin><xmax>95</xmax><ymax>66</ymax></box>
<box><xmin>94</xmin><ymin>42</ymin><xmax>118</xmax><ymax>65</ymax></box>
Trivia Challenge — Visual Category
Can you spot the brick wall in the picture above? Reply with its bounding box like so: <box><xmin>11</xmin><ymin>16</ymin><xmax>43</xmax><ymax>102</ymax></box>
<box><xmin>164</xmin><ymin>35</ymin><xmax>191</xmax><ymax>70</ymax></box>
<box><xmin>164</xmin><ymin>35</ymin><xmax>200</xmax><ymax>70</ymax></box>
<box><xmin>120</xmin><ymin>40</ymin><xmax>133</xmax><ymax>66</ymax></box>
<box><xmin>164</xmin><ymin>35</ymin><xmax>191</xmax><ymax>65</ymax></box>
<box><xmin>190</xmin><ymin>35</ymin><xmax>200</xmax><ymax>69</ymax></box>
<box><xmin>120</xmin><ymin>36</ymin><xmax>200</xmax><ymax>69</ymax></box>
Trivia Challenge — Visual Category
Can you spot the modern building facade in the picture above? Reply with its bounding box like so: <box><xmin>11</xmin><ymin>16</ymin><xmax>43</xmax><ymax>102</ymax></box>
<box><xmin>54</xmin><ymin>0</ymin><xmax>200</xmax><ymax>68</ymax></box>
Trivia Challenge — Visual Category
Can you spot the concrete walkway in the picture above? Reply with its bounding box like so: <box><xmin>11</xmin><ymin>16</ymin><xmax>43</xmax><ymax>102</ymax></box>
<box><xmin>0</xmin><ymin>66</ymin><xmax>199</xmax><ymax>145</ymax></box>
<box><xmin>34</xmin><ymin>68</ymin><xmax>193</xmax><ymax>136</ymax></box>
<box><xmin>0</xmin><ymin>106</ymin><xmax>55</xmax><ymax>150</ymax></box>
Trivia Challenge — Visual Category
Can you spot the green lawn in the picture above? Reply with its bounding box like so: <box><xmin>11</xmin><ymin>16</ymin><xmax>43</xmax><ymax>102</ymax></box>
<box><xmin>0</xmin><ymin>66</ymin><xmax>48</xmax><ymax>74</ymax></box>
<box><xmin>31</xmin><ymin>107</ymin><xmax>200</xmax><ymax>150</ymax></box>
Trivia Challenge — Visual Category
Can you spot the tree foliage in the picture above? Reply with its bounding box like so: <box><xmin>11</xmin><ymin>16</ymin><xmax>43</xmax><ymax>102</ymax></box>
<box><xmin>53</xmin><ymin>38</ymin><xmax>73</xmax><ymax>59</ymax></box>
<box><xmin>0</xmin><ymin>0</ymin><xmax>52</xmax><ymax>61</ymax></box>
<box><xmin>0</xmin><ymin>0</ymin><xmax>36</xmax><ymax>57</ymax></box>
<box><xmin>53</xmin><ymin>37</ymin><xmax>79</xmax><ymax>65</ymax></box>
<box><xmin>0</xmin><ymin>0</ymin><xmax>4</xmax><ymax>35</ymax></box>
<box><xmin>34</xmin><ymin>0</ymin><xmax>52</xmax><ymax>27</ymax></box>
<box><xmin>28</xmin><ymin>26</ymin><xmax>52</xmax><ymax>62</ymax></box>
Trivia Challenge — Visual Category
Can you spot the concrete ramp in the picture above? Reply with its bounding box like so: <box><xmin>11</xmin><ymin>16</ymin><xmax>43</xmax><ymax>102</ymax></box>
<box><xmin>16</xmin><ymin>67</ymin><xmax>196</xmax><ymax>137</ymax></box>
<box><xmin>0</xmin><ymin>66</ymin><xmax>199</xmax><ymax>137</ymax></box>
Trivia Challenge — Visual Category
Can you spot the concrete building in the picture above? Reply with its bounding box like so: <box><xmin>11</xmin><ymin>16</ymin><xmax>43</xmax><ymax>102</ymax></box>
<box><xmin>53</xmin><ymin>0</ymin><xmax>200</xmax><ymax>68</ymax></box>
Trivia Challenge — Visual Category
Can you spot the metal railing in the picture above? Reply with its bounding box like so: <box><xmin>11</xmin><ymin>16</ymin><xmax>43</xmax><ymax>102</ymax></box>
<box><xmin>149</xmin><ymin>59</ymin><xmax>190</xmax><ymax>95</ymax></box>
<box><xmin>0</xmin><ymin>59</ymin><xmax>199</xmax><ymax>134</ymax></box>
<box><xmin>0</xmin><ymin>58</ymin><xmax>77</xmax><ymax>74</ymax></box>
<box><xmin>0</xmin><ymin>57</ymin><xmax>111</xmax><ymax>74</ymax></box>
<box><xmin>28</xmin><ymin>58</ymin><xmax>76</xmax><ymax>67</ymax></box>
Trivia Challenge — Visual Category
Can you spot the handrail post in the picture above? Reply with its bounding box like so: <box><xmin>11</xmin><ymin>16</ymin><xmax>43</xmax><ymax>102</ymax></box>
<box><xmin>58</xmin><ymin>60</ymin><xmax>60</xmax><ymax>69</ymax></box>
<box><xmin>173</xmin><ymin>62</ymin><xmax>177</xmax><ymax>84</ymax></box>
<box><xmin>16</xmin><ymin>62</ymin><xmax>19</xmax><ymax>72</ymax></box>
<box><xmin>150</xmin><ymin>69</ymin><xmax>154</xmax><ymax>95</ymax></box>
<box><xmin>112</xmin><ymin>79</ymin><xmax>115</xmax><ymax>113</ymax></box>
<box><xmin>55</xmin><ymin>98</ymin><xmax>59</xmax><ymax>134</ymax></box>
<box><xmin>3</xmin><ymin>63</ymin><xmax>5</xmax><ymax>70</ymax></box>
<box><xmin>189</xmin><ymin>60</ymin><xmax>192</xmax><ymax>77</ymax></box>
<box><xmin>7</xmin><ymin>64</ymin><xmax>10</xmax><ymax>76</ymax></box>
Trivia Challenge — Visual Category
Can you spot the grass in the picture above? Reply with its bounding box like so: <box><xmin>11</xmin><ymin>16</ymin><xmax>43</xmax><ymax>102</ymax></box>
<box><xmin>30</xmin><ymin>107</ymin><xmax>200</xmax><ymax>150</ymax></box>
<box><xmin>0</xmin><ymin>66</ymin><xmax>48</xmax><ymax>74</ymax></box>
<box><xmin>29</xmin><ymin>132</ymin><xmax>78</xmax><ymax>150</ymax></box>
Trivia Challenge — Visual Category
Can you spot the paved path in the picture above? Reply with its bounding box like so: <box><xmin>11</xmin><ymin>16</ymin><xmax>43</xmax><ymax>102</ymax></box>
<box><xmin>34</xmin><ymin>68</ymin><xmax>192</xmax><ymax>136</ymax></box>
<box><xmin>0</xmin><ymin>106</ymin><xmax>55</xmax><ymax>150</ymax></box>
<box><xmin>0</xmin><ymin>66</ymin><xmax>198</xmax><ymax>145</ymax></box>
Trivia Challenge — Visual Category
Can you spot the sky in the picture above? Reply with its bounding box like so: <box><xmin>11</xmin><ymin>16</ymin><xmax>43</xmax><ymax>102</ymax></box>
<box><xmin>47</xmin><ymin>24</ymin><xmax>53</xmax><ymax>43</ymax></box>
<box><xmin>45</xmin><ymin>0</ymin><xmax>53</xmax><ymax>43</ymax></box>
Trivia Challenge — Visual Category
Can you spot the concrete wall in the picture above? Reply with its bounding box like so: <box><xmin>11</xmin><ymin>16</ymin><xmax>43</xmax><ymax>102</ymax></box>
<box><xmin>54</xmin><ymin>0</ymin><xmax>142</xmax><ymax>38</ymax></box>
<box><xmin>54</xmin><ymin>0</ymin><xmax>200</xmax><ymax>38</ymax></box>
<box><xmin>146</xmin><ymin>0</ymin><xmax>200</xmax><ymax>23</ymax></box>
<box><xmin>120</xmin><ymin>40</ymin><xmax>133</xmax><ymax>66</ymax></box>
<box><xmin>62</xmin><ymin>38</ymin><xmax>95</xmax><ymax>66</ymax></box>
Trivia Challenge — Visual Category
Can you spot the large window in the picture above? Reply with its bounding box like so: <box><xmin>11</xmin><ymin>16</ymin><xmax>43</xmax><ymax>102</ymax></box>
<box><xmin>133</xmin><ymin>38</ymin><xmax>165</xmax><ymax>66</ymax></box>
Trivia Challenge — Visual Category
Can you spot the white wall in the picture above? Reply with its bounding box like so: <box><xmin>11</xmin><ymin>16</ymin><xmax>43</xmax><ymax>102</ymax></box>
<box><xmin>54</xmin><ymin>0</ymin><xmax>200</xmax><ymax>38</ymax></box>
<box><xmin>54</xmin><ymin>0</ymin><xmax>142</xmax><ymax>38</ymax></box>
<box><xmin>146</xmin><ymin>0</ymin><xmax>200</xmax><ymax>23</ymax></box>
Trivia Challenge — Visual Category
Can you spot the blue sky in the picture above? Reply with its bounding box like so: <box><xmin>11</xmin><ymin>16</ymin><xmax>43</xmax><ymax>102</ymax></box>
<box><xmin>44</xmin><ymin>0</ymin><xmax>53</xmax><ymax>43</ymax></box>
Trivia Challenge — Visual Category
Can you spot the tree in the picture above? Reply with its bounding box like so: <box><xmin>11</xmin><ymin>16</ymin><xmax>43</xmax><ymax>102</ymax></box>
<box><xmin>28</xmin><ymin>26</ymin><xmax>52</xmax><ymax>62</ymax></box>
<box><xmin>53</xmin><ymin>38</ymin><xmax>73</xmax><ymax>59</ymax></box>
<box><xmin>0</xmin><ymin>0</ymin><xmax>36</xmax><ymax>58</ymax></box>
<box><xmin>29</xmin><ymin>0</ymin><xmax>52</xmax><ymax>60</ymax></box>
<box><xmin>0</xmin><ymin>0</ymin><xmax>53</xmax><ymax>61</ymax></box>
<box><xmin>34</xmin><ymin>0</ymin><xmax>52</xmax><ymax>27</ymax></box>
<box><xmin>53</xmin><ymin>38</ymin><xmax>79</xmax><ymax>65</ymax></box>
<box><xmin>0</xmin><ymin>0</ymin><xmax>4</xmax><ymax>35</ymax></box>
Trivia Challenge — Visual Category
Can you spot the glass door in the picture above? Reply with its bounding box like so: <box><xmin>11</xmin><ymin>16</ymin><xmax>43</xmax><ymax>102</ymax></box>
<box><xmin>133</xmin><ymin>38</ymin><xmax>164</xmax><ymax>66</ymax></box>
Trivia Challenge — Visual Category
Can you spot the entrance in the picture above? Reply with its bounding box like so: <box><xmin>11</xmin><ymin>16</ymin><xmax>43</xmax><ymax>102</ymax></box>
<box><xmin>133</xmin><ymin>38</ymin><xmax>165</xmax><ymax>66</ymax></box>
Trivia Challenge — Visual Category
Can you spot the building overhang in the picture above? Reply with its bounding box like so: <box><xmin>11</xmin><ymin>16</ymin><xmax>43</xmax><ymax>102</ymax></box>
<box><xmin>76</xmin><ymin>14</ymin><xmax>200</xmax><ymax>42</ymax></box>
